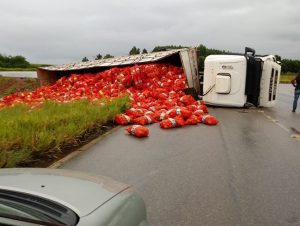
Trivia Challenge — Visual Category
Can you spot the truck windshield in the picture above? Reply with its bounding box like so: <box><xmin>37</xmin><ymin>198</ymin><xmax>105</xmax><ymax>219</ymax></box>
<box><xmin>0</xmin><ymin>189</ymin><xmax>78</xmax><ymax>226</ymax></box>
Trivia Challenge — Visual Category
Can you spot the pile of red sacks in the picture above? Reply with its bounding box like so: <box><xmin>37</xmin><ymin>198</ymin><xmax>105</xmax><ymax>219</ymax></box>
<box><xmin>0</xmin><ymin>63</ymin><xmax>218</xmax><ymax>137</ymax></box>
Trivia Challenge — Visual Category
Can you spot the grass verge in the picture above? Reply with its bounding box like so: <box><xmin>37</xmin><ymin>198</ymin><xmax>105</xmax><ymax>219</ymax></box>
<box><xmin>280</xmin><ymin>72</ymin><xmax>296</xmax><ymax>84</ymax></box>
<box><xmin>0</xmin><ymin>96</ymin><xmax>130</xmax><ymax>168</ymax></box>
<box><xmin>0</xmin><ymin>77</ymin><xmax>39</xmax><ymax>98</ymax></box>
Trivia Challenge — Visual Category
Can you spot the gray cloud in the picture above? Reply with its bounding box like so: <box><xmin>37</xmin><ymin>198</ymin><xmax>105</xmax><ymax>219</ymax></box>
<box><xmin>0</xmin><ymin>0</ymin><xmax>299</xmax><ymax>64</ymax></box>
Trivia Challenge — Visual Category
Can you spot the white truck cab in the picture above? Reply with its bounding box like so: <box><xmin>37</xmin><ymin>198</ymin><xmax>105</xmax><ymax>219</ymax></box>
<box><xmin>203</xmin><ymin>55</ymin><xmax>247</xmax><ymax>107</ymax></box>
<box><xmin>202</xmin><ymin>48</ymin><xmax>281</xmax><ymax>107</ymax></box>
<box><xmin>258</xmin><ymin>55</ymin><xmax>281</xmax><ymax>107</ymax></box>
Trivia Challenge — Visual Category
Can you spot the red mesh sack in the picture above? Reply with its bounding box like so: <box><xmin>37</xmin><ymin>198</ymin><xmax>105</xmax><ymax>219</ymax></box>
<box><xmin>160</xmin><ymin>117</ymin><xmax>185</xmax><ymax>129</ymax></box>
<box><xmin>142</xmin><ymin>90</ymin><xmax>151</xmax><ymax>98</ymax></box>
<box><xmin>132</xmin><ymin>102</ymin><xmax>149</xmax><ymax>109</ymax></box>
<box><xmin>171</xmin><ymin>73</ymin><xmax>185</xmax><ymax>80</ymax></box>
<box><xmin>158</xmin><ymin>93</ymin><xmax>169</xmax><ymax>100</ymax></box>
<box><xmin>202</xmin><ymin>115</ymin><xmax>218</xmax><ymax>125</ymax></box>
<box><xmin>153</xmin><ymin>110</ymin><xmax>168</xmax><ymax>121</ymax></box>
<box><xmin>125</xmin><ymin>108</ymin><xmax>145</xmax><ymax>118</ymax></box>
<box><xmin>179</xmin><ymin>95</ymin><xmax>195</xmax><ymax>106</ymax></box>
<box><xmin>193</xmin><ymin>109</ymin><xmax>204</xmax><ymax>118</ymax></box>
<box><xmin>114</xmin><ymin>114</ymin><xmax>132</xmax><ymax>125</ymax></box>
<box><xmin>168</xmin><ymin>91</ymin><xmax>179</xmax><ymax>99</ymax></box>
<box><xmin>148</xmin><ymin>106</ymin><xmax>157</xmax><ymax>112</ymax></box>
<box><xmin>132</xmin><ymin>70</ymin><xmax>143</xmax><ymax>89</ymax></box>
<box><xmin>185</xmin><ymin>115</ymin><xmax>202</xmax><ymax>125</ymax></box>
<box><xmin>135</xmin><ymin>94</ymin><xmax>146</xmax><ymax>102</ymax></box>
<box><xmin>166</xmin><ymin>107</ymin><xmax>192</xmax><ymax>120</ymax></box>
<box><xmin>132</xmin><ymin>115</ymin><xmax>154</xmax><ymax>125</ymax></box>
<box><xmin>122</xmin><ymin>74</ymin><xmax>133</xmax><ymax>87</ymax></box>
<box><xmin>125</xmin><ymin>125</ymin><xmax>149</xmax><ymax>138</ymax></box>
<box><xmin>174</xmin><ymin>79</ymin><xmax>187</xmax><ymax>91</ymax></box>
<box><xmin>196</xmin><ymin>100</ymin><xmax>206</xmax><ymax>105</ymax></box>
<box><xmin>144</xmin><ymin>111</ymin><xmax>155</xmax><ymax>117</ymax></box>
<box><xmin>198</xmin><ymin>105</ymin><xmax>209</xmax><ymax>113</ymax></box>
<box><xmin>177</xmin><ymin>101</ymin><xmax>185</xmax><ymax>107</ymax></box>
<box><xmin>164</xmin><ymin>99</ymin><xmax>177</xmax><ymax>108</ymax></box>
<box><xmin>186</xmin><ymin>105</ymin><xmax>198</xmax><ymax>111</ymax></box>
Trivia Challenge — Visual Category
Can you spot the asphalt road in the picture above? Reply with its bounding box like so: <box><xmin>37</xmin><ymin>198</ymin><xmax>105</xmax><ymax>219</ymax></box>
<box><xmin>0</xmin><ymin>71</ymin><xmax>37</xmax><ymax>78</ymax></box>
<box><xmin>62</xmin><ymin>84</ymin><xmax>300</xmax><ymax>226</ymax></box>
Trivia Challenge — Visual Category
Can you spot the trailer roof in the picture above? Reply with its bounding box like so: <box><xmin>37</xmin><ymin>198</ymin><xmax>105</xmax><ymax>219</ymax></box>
<box><xmin>39</xmin><ymin>49</ymin><xmax>183</xmax><ymax>72</ymax></box>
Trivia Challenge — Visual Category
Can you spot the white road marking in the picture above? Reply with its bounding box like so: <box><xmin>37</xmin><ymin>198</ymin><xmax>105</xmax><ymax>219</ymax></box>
<box><xmin>259</xmin><ymin>110</ymin><xmax>290</xmax><ymax>133</ymax></box>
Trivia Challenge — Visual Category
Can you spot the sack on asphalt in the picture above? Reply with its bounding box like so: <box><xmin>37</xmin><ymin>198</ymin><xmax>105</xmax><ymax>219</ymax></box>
<box><xmin>185</xmin><ymin>115</ymin><xmax>202</xmax><ymax>125</ymax></box>
<box><xmin>132</xmin><ymin>115</ymin><xmax>154</xmax><ymax>125</ymax></box>
<box><xmin>197</xmin><ymin>104</ymin><xmax>209</xmax><ymax>113</ymax></box>
<box><xmin>153</xmin><ymin>110</ymin><xmax>168</xmax><ymax>121</ymax></box>
<box><xmin>202</xmin><ymin>115</ymin><xmax>219</xmax><ymax>125</ymax></box>
<box><xmin>166</xmin><ymin>107</ymin><xmax>192</xmax><ymax>120</ymax></box>
<box><xmin>125</xmin><ymin>125</ymin><xmax>149</xmax><ymax>138</ymax></box>
<box><xmin>115</xmin><ymin>114</ymin><xmax>132</xmax><ymax>125</ymax></box>
<box><xmin>160</xmin><ymin>117</ymin><xmax>185</xmax><ymax>129</ymax></box>
<box><xmin>179</xmin><ymin>95</ymin><xmax>196</xmax><ymax>105</ymax></box>
<box><xmin>193</xmin><ymin>109</ymin><xmax>204</xmax><ymax>118</ymax></box>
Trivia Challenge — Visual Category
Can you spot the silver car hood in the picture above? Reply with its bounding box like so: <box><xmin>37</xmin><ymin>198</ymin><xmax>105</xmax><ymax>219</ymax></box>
<box><xmin>0</xmin><ymin>168</ymin><xmax>130</xmax><ymax>217</ymax></box>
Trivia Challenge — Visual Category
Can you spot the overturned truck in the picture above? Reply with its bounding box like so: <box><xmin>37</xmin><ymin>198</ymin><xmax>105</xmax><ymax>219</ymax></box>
<box><xmin>38</xmin><ymin>47</ymin><xmax>281</xmax><ymax>108</ymax></box>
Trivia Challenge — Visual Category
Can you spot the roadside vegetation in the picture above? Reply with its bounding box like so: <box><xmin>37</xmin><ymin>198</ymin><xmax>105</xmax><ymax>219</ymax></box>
<box><xmin>0</xmin><ymin>96</ymin><xmax>130</xmax><ymax>168</ymax></box>
<box><xmin>0</xmin><ymin>67</ymin><xmax>42</xmax><ymax>71</ymax></box>
<box><xmin>0</xmin><ymin>53</ymin><xmax>49</xmax><ymax>71</ymax></box>
<box><xmin>3</xmin><ymin>45</ymin><xmax>300</xmax><ymax>73</ymax></box>
<box><xmin>280</xmin><ymin>72</ymin><xmax>296</xmax><ymax>84</ymax></box>
<box><xmin>151</xmin><ymin>45</ymin><xmax>300</xmax><ymax>73</ymax></box>
<box><xmin>0</xmin><ymin>76</ymin><xmax>39</xmax><ymax>98</ymax></box>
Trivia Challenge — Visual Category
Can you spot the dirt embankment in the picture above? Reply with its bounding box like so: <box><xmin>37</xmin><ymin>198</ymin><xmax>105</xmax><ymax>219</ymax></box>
<box><xmin>0</xmin><ymin>76</ymin><xmax>39</xmax><ymax>98</ymax></box>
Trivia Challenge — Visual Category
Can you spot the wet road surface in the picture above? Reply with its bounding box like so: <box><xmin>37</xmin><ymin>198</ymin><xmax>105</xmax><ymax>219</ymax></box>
<box><xmin>0</xmin><ymin>71</ymin><xmax>37</xmax><ymax>78</ymax></box>
<box><xmin>62</xmin><ymin>84</ymin><xmax>300</xmax><ymax>226</ymax></box>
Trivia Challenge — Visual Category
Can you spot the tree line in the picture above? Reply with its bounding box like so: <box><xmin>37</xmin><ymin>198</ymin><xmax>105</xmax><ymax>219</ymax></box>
<box><xmin>150</xmin><ymin>44</ymin><xmax>300</xmax><ymax>73</ymax></box>
<box><xmin>82</xmin><ymin>47</ymin><xmax>148</xmax><ymax>62</ymax></box>
<box><xmin>280</xmin><ymin>59</ymin><xmax>300</xmax><ymax>73</ymax></box>
<box><xmin>86</xmin><ymin>45</ymin><xmax>300</xmax><ymax>74</ymax></box>
<box><xmin>82</xmin><ymin>53</ymin><xmax>115</xmax><ymax>62</ymax></box>
<box><xmin>1</xmin><ymin>44</ymin><xmax>299</xmax><ymax>74</ymax></box>
<box><xmin>0</xmin><ymin>54</ymin><xmax>30</xmax><ymax>68</ymax></box>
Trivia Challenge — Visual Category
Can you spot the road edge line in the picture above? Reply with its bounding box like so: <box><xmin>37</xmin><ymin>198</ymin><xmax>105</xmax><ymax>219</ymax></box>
<box><xmin>259</xmin><ymin>110</ymin><xmax>290</xmax><ymax>133</ymax></box>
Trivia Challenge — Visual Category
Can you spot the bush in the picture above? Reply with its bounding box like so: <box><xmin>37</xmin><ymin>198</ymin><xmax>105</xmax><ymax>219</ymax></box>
<box><xmin>0</xmin><ymin>54</ymin><xmax>30</xmax><ymax>68</ymax></box>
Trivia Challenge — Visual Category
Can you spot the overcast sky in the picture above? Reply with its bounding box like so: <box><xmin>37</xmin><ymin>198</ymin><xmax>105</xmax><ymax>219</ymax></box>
<box><xmin>0</xmin><ymin>0</ymin><xmax>299</xmax><ymax>64</ymax></box>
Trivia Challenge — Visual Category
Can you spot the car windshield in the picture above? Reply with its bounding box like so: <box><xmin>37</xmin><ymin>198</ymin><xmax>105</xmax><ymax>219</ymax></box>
<box><xmin>0</xmin><ymin>200</ymin><xmax>64</xmax><ymax>226</ymax></box>
<box><xmin>0</xmin><ymin>189</ymin><xmax>78</xmax><ymax>226</ymax></box>
<box><xmin>0</xmin><ymin>202</ymin><xmax>39</xmax><ymax>220</ymax></box>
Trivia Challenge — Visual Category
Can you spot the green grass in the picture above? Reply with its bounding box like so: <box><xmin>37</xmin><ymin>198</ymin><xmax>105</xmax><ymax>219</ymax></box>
<box><xmin>0</xmin><ymin>96</ymin><xmax>130</xmax><ymax>168</ymax></box>
<box><xmin>0</xmin><ymin>77</ymin><xmax>39</xmax><ymax>98</ymax></box>
<box><xmin>280</xmin><ymin>72</ymin><xmax>296</xmax><ymax>84</ymax></box>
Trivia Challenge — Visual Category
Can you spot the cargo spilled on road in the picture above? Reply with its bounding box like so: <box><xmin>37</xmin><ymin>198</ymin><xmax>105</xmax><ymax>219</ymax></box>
<box><xmin>0</xmin><ymin>62</ymin><xmax>217</xmax><ymax>167</ymax></box>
